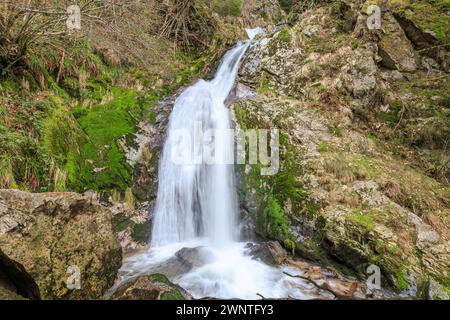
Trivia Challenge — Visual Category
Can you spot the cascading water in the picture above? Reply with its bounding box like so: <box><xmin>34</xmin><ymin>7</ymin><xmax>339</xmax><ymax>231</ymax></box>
<box><xmin>151</xmin><ymin>42</ymin><xmax>248</xmax><ymax>247</ymax></box>
<box><xmin>116</xmin><ymin>31</ymin><xmax>325</xmax><ymax>299</ymax></box>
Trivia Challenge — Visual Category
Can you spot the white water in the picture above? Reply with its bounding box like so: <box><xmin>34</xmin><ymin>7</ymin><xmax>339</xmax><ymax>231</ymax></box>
<box><xmin>151</xmin><ymin>42</ymin><xmax>248</xmax><ymax>246</ymax></box>
<box><xmin>117</xmin><ymin>39</ymin><xmax>321</xmax><ymax>299</ymax></box>
<box><xmin>245</xmin><ymin>27</ymin><xmax>266</xmax><ymax>40</ymax></box>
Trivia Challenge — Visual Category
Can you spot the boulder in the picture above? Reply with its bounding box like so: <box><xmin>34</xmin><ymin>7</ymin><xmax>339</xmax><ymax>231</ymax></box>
<box><xmin>427</xmin><ymin>279</ymin><xmax>450</xmax><ymax>300</ymax></box>
<box><xmin>0</xmin><ymin>189</ymin><xmax>122</xmax><ymax>299</ymax></box>
<box><xmin>111</xmin><ymin>274</ymin><xmax>191</xmax><ymax>300</ymax></box>
<box><xmin>247</xmin><ymin>241</ymin><xmax>288</xmax><ymax>265</ymax></box>
<box><xmin>379</xmin><ymin>13</ymin><xmax>418</xmax><ymax>72</ymax></box>
<box><xmin>150</xmin><ymin>247</ymin><xmax>214</xmax><ymax>279</ymax></box>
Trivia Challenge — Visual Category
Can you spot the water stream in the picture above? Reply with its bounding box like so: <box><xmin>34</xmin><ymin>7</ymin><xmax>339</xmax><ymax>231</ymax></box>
<box><xmin>117</xmin><ymin>31</ymin><xmax>322</xmax><ymax>299</ymax></box>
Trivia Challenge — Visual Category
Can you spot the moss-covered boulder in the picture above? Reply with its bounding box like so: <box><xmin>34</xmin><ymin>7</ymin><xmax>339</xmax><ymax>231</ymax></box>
<box><xmin>0</xmin><ymin>189</ymin><xmax>122</xmax><ymax>299</ymax></box>
<box><xmin>111</xmin><ymin>274</ymin><xmax>191</xmax><ymax>300</ymax></box>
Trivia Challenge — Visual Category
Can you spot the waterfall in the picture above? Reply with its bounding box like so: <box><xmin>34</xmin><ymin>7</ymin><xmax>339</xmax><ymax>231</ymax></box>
<box><xmin>117</xmin><ymin>36</ymin><xmax>323</xmax><ymax>300</ymax></box>
<box><xmin>151</xmin><ymin>42</ymin><xmax>249</xmax><ymax>247</ymax></box>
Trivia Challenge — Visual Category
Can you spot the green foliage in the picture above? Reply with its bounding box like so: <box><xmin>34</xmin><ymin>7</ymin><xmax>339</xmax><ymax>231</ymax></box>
<box><xmin>211</xmin><ymin>0</ymin><xmax>243</xmax><ymax>17</ymax></box>
<box><xmin>396</xmin><ymin>270</ymin><xmax>410</xmax><ymax>291</ymax></box>
<box><xmin>277</xmin><ymin>28</ymin><xmax>292</xmax><ymax>46</ymax></box>
<box><xmin>264</xmin><ymin>196</ymin><xmax>291</xmax><ymax>240</ymax></box>
<box><xmin>347</xmin><ymin>211</ymin><xmax>375</xmax><ymax>230</ymax></box>
<box><xmin>42</xmin><ymin>97</ymin><xmax>87</xmax><ymax>164</ymax></box>
<box><xmin>393</xmin><ymin>0</ymin><xmax>450</xmax><ymax>42</ymax></box>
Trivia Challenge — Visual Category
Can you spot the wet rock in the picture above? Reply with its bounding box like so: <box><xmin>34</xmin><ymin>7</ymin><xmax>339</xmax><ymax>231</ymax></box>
<box><xmin>0</xmin><ymin>189</ymin><xmax>122</xmax><ymax>299</ymax></box>
<box><xmin>175</xmin><ymin>247</ymin><xmax>214</xmax><ymax>268</ymax></box>
<box><xmin>151</xmin><ymin>247</ymin><xmax>214</xmax><ymax>279</ymax></box>
<box><xmin>226</xmin><ymin>83</ymin><xmax>257</xmax><ymax>105</ymax></box>
<box><xmin>247</xmin><ymin>241</ymin><xmax>287</xmax><ymax>265</ymax></box>
<box><xmin>111</xmin><ymin>274</ymin><xmax>191</xmax><ymax>300</ymax></box>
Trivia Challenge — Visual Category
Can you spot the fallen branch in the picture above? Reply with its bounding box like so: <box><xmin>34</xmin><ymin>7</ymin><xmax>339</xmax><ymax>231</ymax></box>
<box><xmin>56</xmin><ymin>48</ymin><xmax>65</xmax><ymax>83</ymax></box>
<box><xmin>283</xmin><ymin>272</ymin><xmax>358</xmax><ymax>300</ymax></box>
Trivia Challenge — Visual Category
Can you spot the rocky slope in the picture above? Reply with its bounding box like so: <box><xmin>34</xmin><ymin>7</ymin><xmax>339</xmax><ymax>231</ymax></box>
<box><xmin>234</xmin><ymin>0</ymin><xmax>449</xmax><ymax>299</ymax></box>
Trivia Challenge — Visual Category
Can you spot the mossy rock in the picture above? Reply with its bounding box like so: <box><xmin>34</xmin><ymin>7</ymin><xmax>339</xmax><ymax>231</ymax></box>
<box><xmin>111</xmin><ymin>274</ymin><xmax>191</xmax><ymax>300</ymax></box>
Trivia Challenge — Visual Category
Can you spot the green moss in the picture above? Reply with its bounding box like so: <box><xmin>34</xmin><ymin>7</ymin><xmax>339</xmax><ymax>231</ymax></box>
<box><xmin>317</xmin><ymin>141</ymin><xmax>333</xmax><ymax>153</ymax></box>
<box><xmin>67</xmin><ymin>87</ymin><xmax>143</xmax><ymax>193</ymax></box>
<box><xmin>236</xmin><ymin>103</ymin><xmax>318</xmax><ymax>246</ymax></box>
<box><xmin>392</xmin><ymin>0</ymin><xmax>450</xmax><ymax>42</ymax></box>
<box><xmin>396</xmin><ymin>270</ymin><xmax>410</xmax><ymax>291</ymax></box>
<box><xmin>266</xmin><ymin>196</ymin><xmax>291</xmax><ymax>239</ymax></box>
<box><xmin>160</xmin><ymin>291</ymin><xmax>185</xmax><ymax>300</ymax></box>
<box><xmin>149</xmin><ymin>274</ymin><xmax>186</xmax><ymax>300</ymax></box>
<box><xmin>278</xmin><ymin>28</ymin><xmax>292</xmax><ymax>46</ymax></box>
<box><xmin>347</xmin><ymin>210</ymin><xmax>375</xmax><ymax>230</ymax></box>
<box><xmin>42</xmin><ymin>96</ymin><xmax>87</xmax><ymax>164</ymax></box>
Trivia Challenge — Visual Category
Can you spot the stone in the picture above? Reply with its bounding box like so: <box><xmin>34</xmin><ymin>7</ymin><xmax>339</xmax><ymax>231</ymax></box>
<box><xmin>150</xmin><ymin>247</ymin><xmax>214</xmax><ymax>279</ymax></box>
<box><xmin>0</xmin><ymin>189</ymin><xmax>122</xmax><ymax>300</ymax></box>
<box><xmin>379</xmin><ymin>13</ymin><xmax>418</xmax><ymax>72</ymax></box>
<box><xmin>417</xmin><ymin>224</ymin><xmax>440</xmax><ymax>246</ymax></box>
<box><xmin>427</xmin><ymin>279</ymin><xmax>449</xmax><ymax>300</ymax></box>
<box><xmin>345</xmin><ymin>46</ymin><xmax>378</xmax><ymax>99</ymax></box>
<box><xmin>247</xmin><ymin>241</ymin><xmax>288</xmax><ymax>265</ymax></box>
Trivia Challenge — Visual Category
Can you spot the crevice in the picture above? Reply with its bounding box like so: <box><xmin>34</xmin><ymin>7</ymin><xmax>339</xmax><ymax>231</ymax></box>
<box><xmin>0</xmin><ymin>250</ymin><xmax>41</xmax><ymax>300</ymax></box>
<box><xmin>393</xmin><ymin>13</ymin><xmax>449</xmax><ymax>71</ymax></box>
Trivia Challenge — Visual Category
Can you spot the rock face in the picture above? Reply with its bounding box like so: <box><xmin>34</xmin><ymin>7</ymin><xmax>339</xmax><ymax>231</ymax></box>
<box><xmin>378</xmin><ymin>12</ymin><xmax>418</xmax><ymax>72</ymax></box>
<box><xmin>0</xmin><ymin>189</ymin><xmax>122</xmax><ymax>299</ymax></box>
<box><xmin>247</xmin><ymin>241</ymin><xmax>288</xmax><ymax>265</ymax></box>
<box><xmin>235</xmin><ymin>0</ymin><xmax>449</xmax><ymax>297</ymax></box>
<box><xmin>111</xmin><ymin>274</ymin><xmax>191</xmax><ymax>300</ymax></box>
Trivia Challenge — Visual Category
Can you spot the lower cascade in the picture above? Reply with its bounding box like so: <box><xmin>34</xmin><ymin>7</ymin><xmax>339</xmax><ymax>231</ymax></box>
<box><xmin>117</xmin><ymin>37</ymin><xmax>323</xmax><ymax>299</ymax></box>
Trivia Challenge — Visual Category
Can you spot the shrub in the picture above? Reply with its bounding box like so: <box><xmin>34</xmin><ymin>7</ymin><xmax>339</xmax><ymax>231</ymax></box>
<box><xmin>211</xmin><ymin>0</ymin><xmax>242</xmax><ymax>17</ymax></box>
